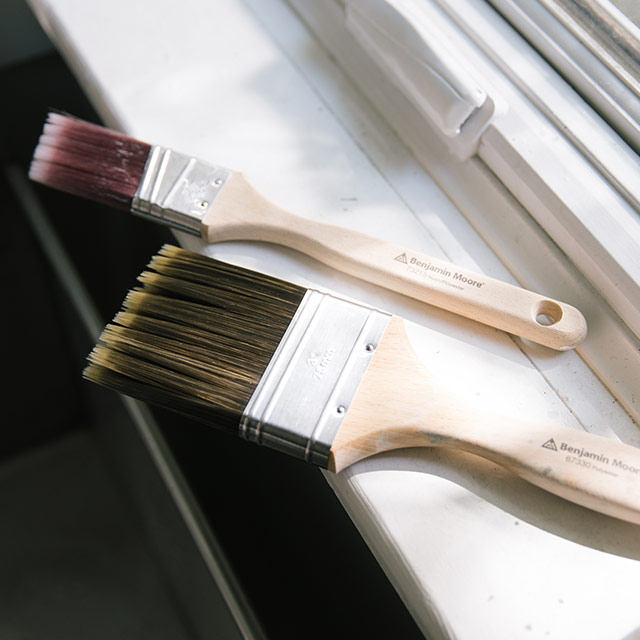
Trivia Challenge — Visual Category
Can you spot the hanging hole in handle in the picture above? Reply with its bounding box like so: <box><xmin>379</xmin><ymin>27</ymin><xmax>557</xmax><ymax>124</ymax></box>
<box><xmin>535</xmin><ymin>300</ymin><xmax>563</xmax><ymax>326</ymax></box>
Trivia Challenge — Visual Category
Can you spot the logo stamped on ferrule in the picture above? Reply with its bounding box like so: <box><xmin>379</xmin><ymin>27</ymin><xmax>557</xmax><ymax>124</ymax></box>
<box><xmin>306</xmin><ymin>348</ymin><xmax>336</xmax><ymax>381</ymax></box>
<box><xmin>240</xmin><ymin>289</ymin><xmax>391</xmax><ymax>467</ymax></box>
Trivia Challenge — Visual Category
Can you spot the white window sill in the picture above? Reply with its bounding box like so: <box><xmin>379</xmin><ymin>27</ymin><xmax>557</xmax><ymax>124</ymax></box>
<box><xmin>28</xmin><ymin>0</ymin><xmax>640</xmax><ymax>637</ymax></box>
<box><xmin>288</xmin><ymin>0</ymin><xmax>640</xmax><ymax>431</ymax></box>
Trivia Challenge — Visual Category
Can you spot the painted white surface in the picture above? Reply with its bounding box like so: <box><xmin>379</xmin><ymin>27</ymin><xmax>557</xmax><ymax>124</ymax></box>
<box><xmin>28</xmin><ymin>0</ymin><xmax>640</xmax><ymax>637</ymax></box>
<box><xmin>287</xmin><ymin>0</ymin><xmax>640</xmax><ymax>436</ymax></box>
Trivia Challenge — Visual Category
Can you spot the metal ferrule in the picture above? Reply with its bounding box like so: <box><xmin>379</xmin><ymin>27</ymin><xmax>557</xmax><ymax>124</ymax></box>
<box><xmin>240</xmin><ymin>290</ymin><xmax>392</xmax><ymax>468</ymax></box>
<box><xmin>131</xmin><ymin>145</ymin><xmax>232</xmax><ymax>235</ymax></box>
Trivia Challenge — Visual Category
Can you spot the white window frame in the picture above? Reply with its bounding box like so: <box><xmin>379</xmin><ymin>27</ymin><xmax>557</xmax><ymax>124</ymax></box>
<box><xmin>488</xmin><ymin>0</ymin><xmax>640</xmax><ymax>154</ymax></box>
<box><xmin>429</xmin><ymin>0</ymin><xmax>640</xmax><ymax>328</ymax></box>
<box><xmin>286</xmin><ymin>0</ymin><xmax>640</xmax><ymax>425</ymax></box>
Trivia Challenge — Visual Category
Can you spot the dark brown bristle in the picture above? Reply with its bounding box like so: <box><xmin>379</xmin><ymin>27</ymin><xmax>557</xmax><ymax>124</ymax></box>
<box><xmin>84</xmin><ymin>245</ymin><xmax>307</xmax><ymax>433</ymax></box>
<box><xmin>29</xmin><ymin>112</ymin><xmax>152</xmax><ymax>210</ymax></box>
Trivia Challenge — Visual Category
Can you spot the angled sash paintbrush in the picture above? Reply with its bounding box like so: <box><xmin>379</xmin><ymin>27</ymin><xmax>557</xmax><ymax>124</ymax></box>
<box><xmin>29</xmin><ymin>111</ymin><xmax>587</xmax><ymax>350</ymax></box>
<box><xmin>85</xmin><ymin>245</ymin><xmax>639</xmax><ymax>525</ymax></box>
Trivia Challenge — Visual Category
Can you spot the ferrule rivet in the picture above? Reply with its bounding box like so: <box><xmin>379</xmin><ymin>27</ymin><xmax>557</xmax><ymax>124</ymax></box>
<box><xmin>365</xmin><ymin>343</ymin><xmax>375</xmax><ymax>352</ymax></box>
<box><xmin>336</xmin><ymin>405</ymin><xmax>346</xmax><ymax>414</ymax></box>
<box><xmin>214</xmin><ymin>178</ymin><xmax>223</xmax><ymax>186</ymax></box>
<box><xmin>199</xmin><ymin>201</ymin><xmax>209</xmax><ymax>208</ymax></box>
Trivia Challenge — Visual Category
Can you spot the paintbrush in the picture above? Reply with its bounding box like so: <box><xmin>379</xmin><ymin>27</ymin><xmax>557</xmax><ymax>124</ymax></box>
<box><xmin>84</xmin><ymin>244</ymin><xmax>639</xmax><ymax>524</ymax></box>
<box><xmin>29</xmin><ymin>111</ymin><xmax>586</xmax><ymax>351</ymax></box>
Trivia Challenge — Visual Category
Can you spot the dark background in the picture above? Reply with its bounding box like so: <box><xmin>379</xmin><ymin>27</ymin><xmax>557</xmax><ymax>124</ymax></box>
<box><xmin>0</xmin><ymin>2</ymin><xmax>425</xmax><ymax>638</ymax></box>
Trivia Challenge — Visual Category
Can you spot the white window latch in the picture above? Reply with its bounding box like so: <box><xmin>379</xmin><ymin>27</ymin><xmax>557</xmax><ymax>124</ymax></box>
<box><xmin>345</xmin><ymin>0</ymin><xmax>504</xmax><ymax>159</ymax></box>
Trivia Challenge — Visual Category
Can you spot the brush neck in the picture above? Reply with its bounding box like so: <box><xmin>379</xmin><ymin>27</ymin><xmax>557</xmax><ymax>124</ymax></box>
<box><xmin>328</xmin><ymin>317</ymin><xmax>526</xmax><ymax>472</ymax></box>
<box><xmin>329</xmin><ymin>317</ymin><xmax>444</xmax><ymax>472</ymax></box>
<box><xmin>202</xmin><ymin>172</ymin><xmax>334</xmax><ymax>247</ymax></box>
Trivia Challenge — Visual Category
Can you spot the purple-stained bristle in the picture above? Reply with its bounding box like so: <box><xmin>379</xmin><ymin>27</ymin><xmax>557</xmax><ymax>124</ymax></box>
<box><xmin>29</xmin><ymin>112</ymin><xmax>152</xmax><ymax>211</ymax></box>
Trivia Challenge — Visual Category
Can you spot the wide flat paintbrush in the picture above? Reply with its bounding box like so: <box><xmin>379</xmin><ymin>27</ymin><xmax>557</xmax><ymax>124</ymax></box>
<box><xmin>85</xmin><ymin>244</ymin><xmax>640</xmax><ymax>525</ymax></box>
<box><xmin>29</xmin><ymin>111</ymin><xmax>586</xmax><ymax>351</ymax></box>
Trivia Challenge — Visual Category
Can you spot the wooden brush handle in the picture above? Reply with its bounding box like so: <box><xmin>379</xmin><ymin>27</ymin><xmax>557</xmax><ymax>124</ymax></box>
<box><xmin>329</xmin><ymin>318</ymin><xmax>640</xmax><ymax>525</ymax></box>
<box><xmin>203</xmin><ymin>173</ymin><xmax>586</xmax><ymax>350</ymax></box>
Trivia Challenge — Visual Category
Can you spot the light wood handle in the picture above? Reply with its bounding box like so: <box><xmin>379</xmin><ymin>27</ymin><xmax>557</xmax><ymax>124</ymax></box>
<box><xmin>329</xmin><ymin>317</ymin><xmax>640</xmax><ymax>525</ymax></box>
<box><xmin>203</xmin><ymin>173</ymin><xmax>586</xmax><ymax>350</ymax></box>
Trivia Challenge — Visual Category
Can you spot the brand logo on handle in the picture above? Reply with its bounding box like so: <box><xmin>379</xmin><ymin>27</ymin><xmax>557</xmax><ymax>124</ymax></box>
<box><xmin>395</xmin><ymin>251</ymin><xmax>486</xmax><ymax>289</ymax></box>
<box><xmin>541</xmin><ymin>438</ymin><xmax>558</xmax><ymax>451</ymax></box>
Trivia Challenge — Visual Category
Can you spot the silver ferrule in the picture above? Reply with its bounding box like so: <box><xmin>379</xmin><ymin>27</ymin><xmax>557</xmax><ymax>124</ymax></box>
<box><xmin>131</xmin><ymin>145</ymin><xmax>232</xmax><ymax>235</ymax></box>
<box><xmin>240</xmin><ymin>290</ymin><xmax>391</xmax><ymax>468</ymax></box>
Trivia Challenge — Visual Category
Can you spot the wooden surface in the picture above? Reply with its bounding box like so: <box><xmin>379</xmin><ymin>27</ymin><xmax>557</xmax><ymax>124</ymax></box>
<box><xmin>206</xmin><ymin>173</ymin><xmax>587</xmax><ymax>349</ymax></box>
<box><xmin>28</xmin><ymin>0</ymin><xmax>640</xmax><ymax>637</ymax></box>
<box><xmin>330</xmin><ymin>317</ymin><xmax>640</xmax><ymax>524</ymax></box>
